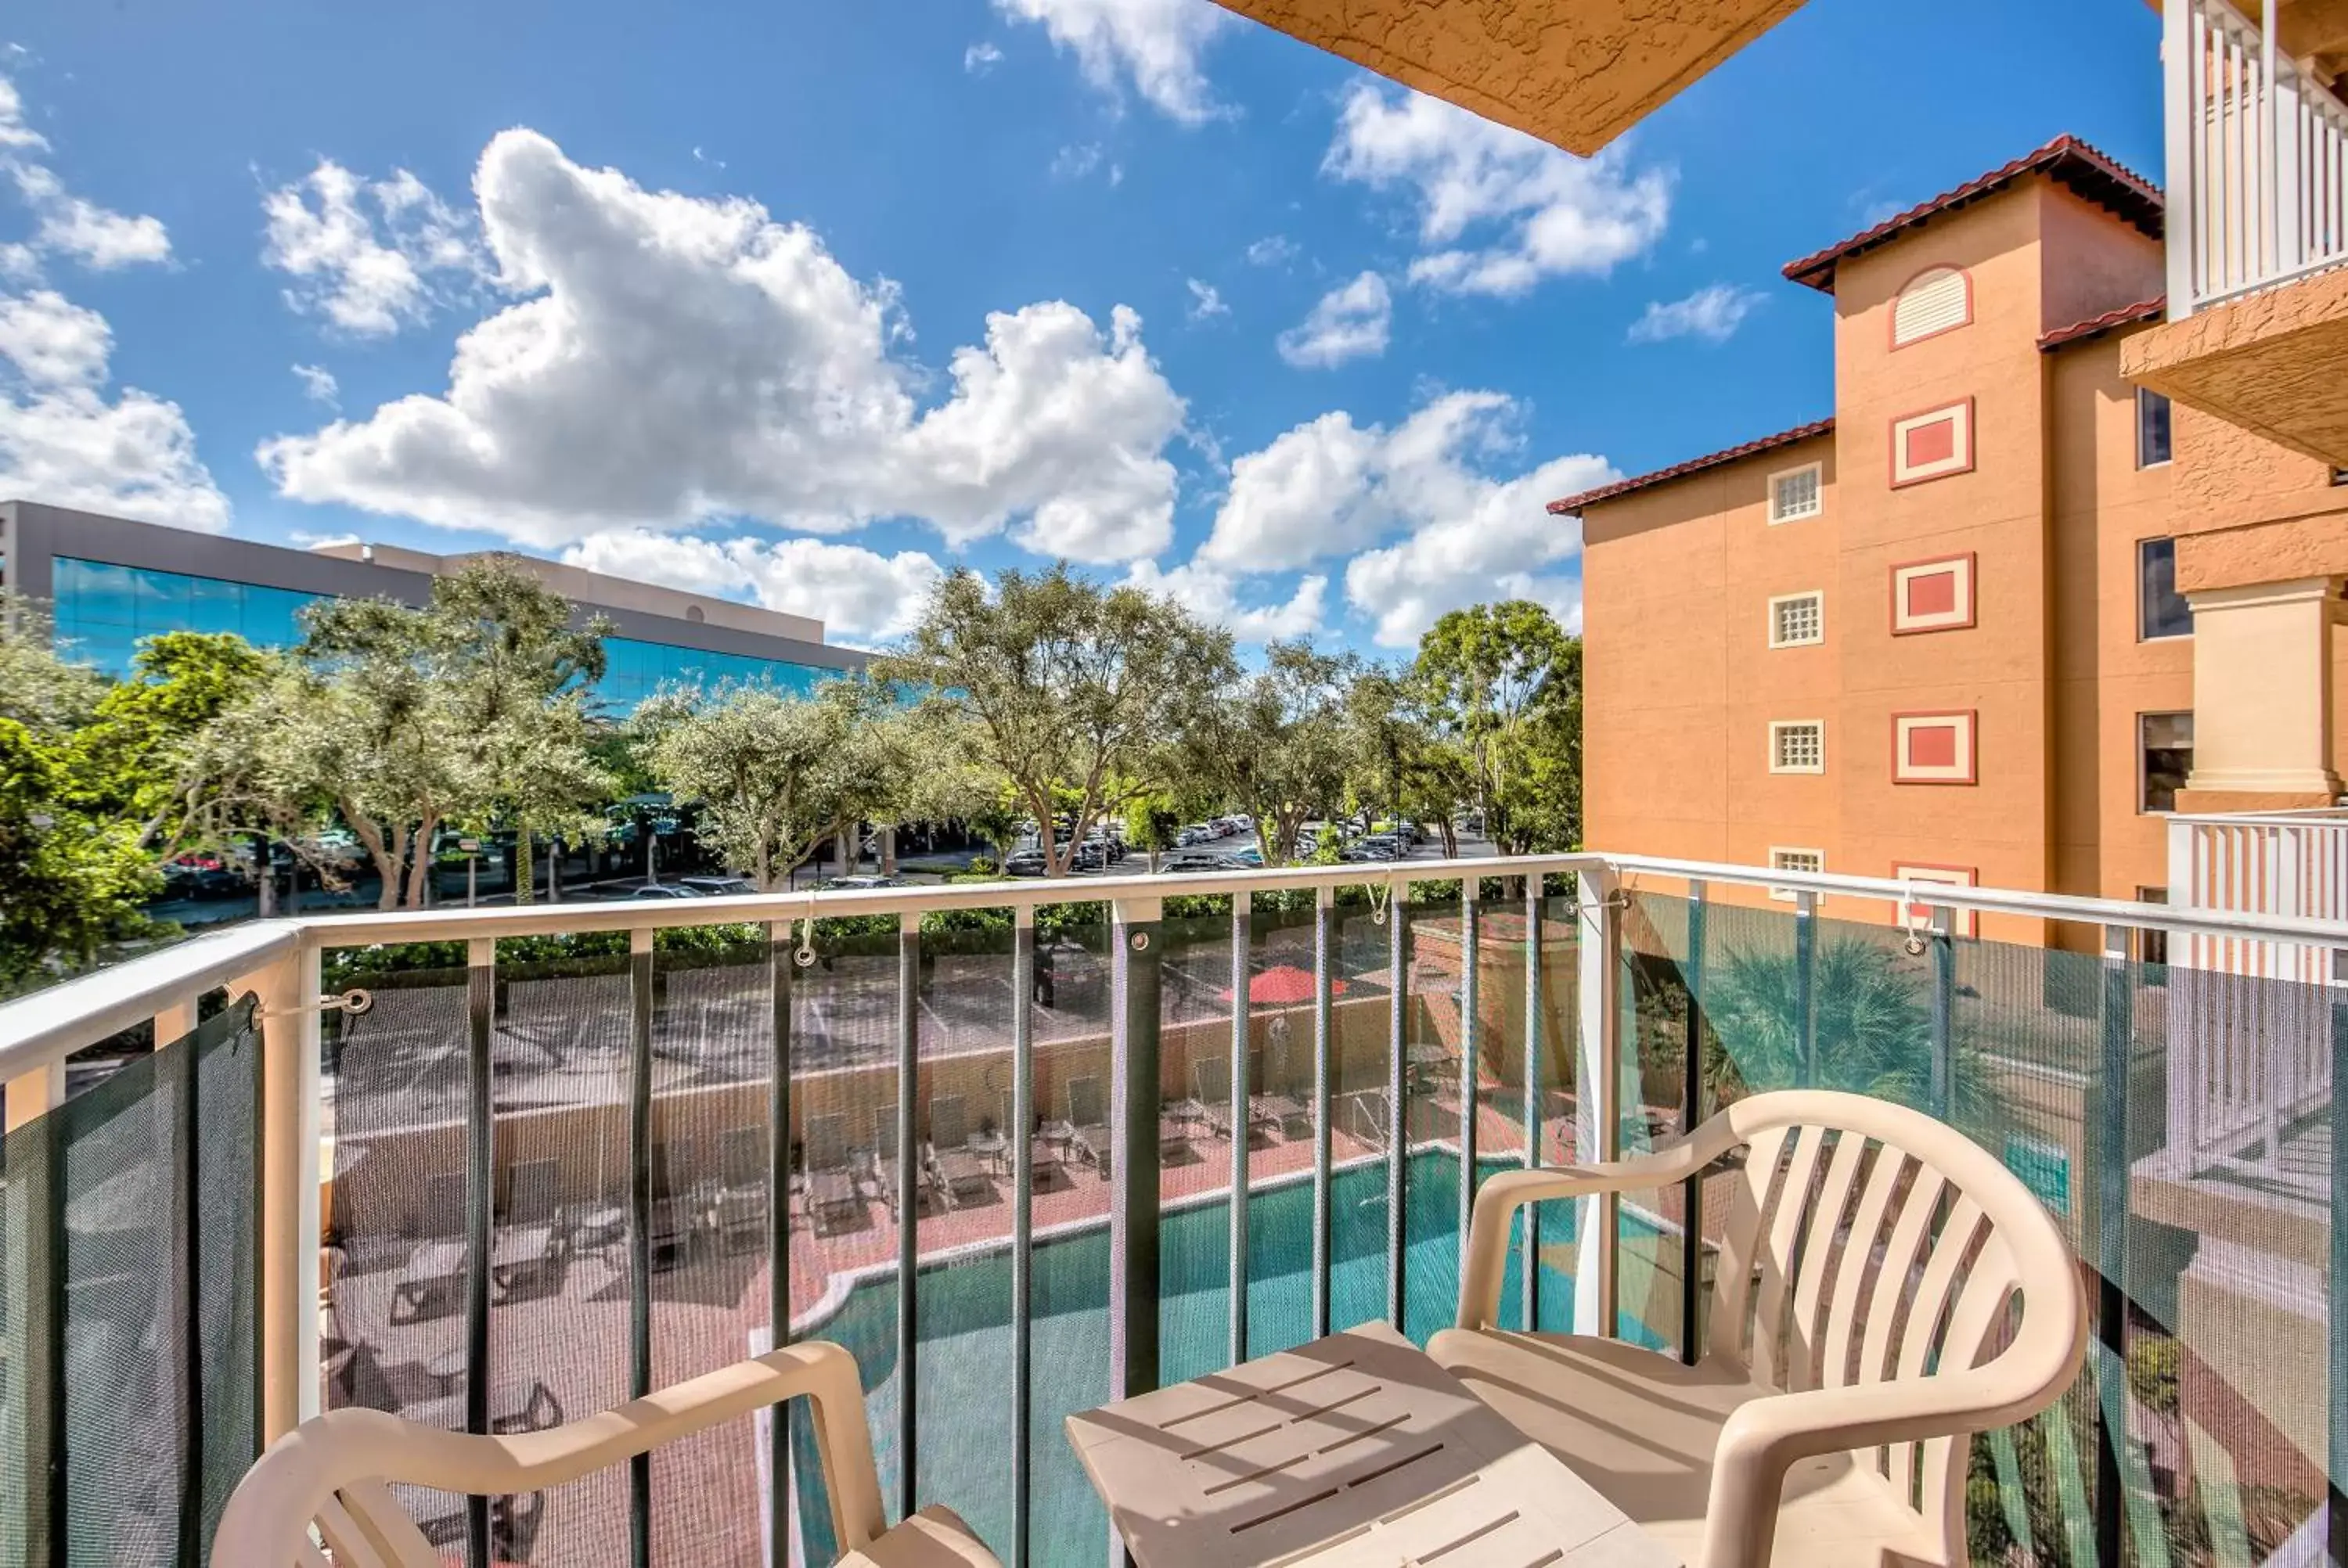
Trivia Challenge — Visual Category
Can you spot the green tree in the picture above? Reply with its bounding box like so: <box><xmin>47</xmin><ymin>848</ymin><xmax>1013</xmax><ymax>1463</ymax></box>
<box><xmin>1413</xmin><ymin>600</ymin><xmax>1580</xmax><ymax>852</ymax></box>
<box><xmin>74</xmin><ymin>631</ymin><xmax>275</xmax><ymax>854</ymax></box>
<box><xmin>873</xmin><ymin>566</ymin><xmax>1236</xmax><ymax>877</ymax></box>
<box><xmin>637</xmin><ymin>678</ymin><xmax>902</xmax><ymax>890</ymax></box>
<box><xmin>1190</xmin><ymin>639</ymin><xmax>1360</xmax><ymax>865</ymax></box>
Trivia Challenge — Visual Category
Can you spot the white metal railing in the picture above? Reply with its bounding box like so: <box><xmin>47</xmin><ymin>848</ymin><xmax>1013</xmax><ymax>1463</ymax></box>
<box><xmin>2165</xmin><ymin>811</ymin><xmax>2348</xmax><ymax>1171</ymax></box>
<box><xmin>2166</xmin><ymin>0</ymin><xmax>2348</xmax><ymax>314</ymax></box>
<box><xmin>3</xmin><ymin>850</ymin><xmax>2346</xmax><ymax>1565</ymax></box>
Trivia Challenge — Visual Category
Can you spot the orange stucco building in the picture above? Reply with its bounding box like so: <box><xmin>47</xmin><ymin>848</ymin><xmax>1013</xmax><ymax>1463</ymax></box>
<box><xmin>1554</xmin><ymin>135</ymin><xmax>2348</xmax><ymax>940</ymax></box>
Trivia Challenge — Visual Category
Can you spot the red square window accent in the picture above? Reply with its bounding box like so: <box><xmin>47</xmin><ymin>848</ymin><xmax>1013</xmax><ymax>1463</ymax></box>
<box><xmin>1892</xmin><ymin>710</ymin><xmax>1977</xmax><ymax>784</ymax></box>
<box><xmin>1890</xmin><ymin>398</ymin><xmax>1975</xmax><ymax>486</ymax></box>
<box><xmin>1891</xmin><ymin>552</ymin><xmax>1975</xmax><ymax>635</ymax></box>
<box><xmin>1907</xmin><ymin>726</ymin><xmax>1957</xmax><ymax>769</ymax></box>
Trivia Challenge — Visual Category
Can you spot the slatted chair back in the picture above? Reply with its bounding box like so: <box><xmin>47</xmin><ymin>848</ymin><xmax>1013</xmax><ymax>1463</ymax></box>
<box><xmin>503</xmin><ymin>1157</ymin><xmax>559</xmax><ymax>1226</ymax></box>
<box><xmin>805</xmin><ymin>1111</ymin><xmax>852</xmax><ymax>1171</ymax></box>
<box><xmin>931</xmin><ymin>1094</ymin><xmax>970</xmax><ymax>1150</ymax></box>
<box><xmin>1695</xmin><ymin>1092</ymin><xmax>2083</xmax><ymax>1557</ymax></box>
<box><xmin>214</xmin><ymin>1343</ymin><xmax>887</xmax><ymax>1568</ymax></box>
<box><xmin>1067</xmin><ymin>1076</ymin><xmax>1106</xmax><ymax>1131</ymax></box>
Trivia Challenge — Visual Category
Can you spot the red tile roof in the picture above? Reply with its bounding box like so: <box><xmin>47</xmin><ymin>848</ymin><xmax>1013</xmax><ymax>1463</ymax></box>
<box><xmin>1782</xmin><ymin>135</ymin><xmax>2164</xmax><ymax>293</ymax></box>
<box><xmin>1547</xmin><ymin>419</ymin><xmax>1834</xmax><ymax>515</ymax></box>
<box><xmin>2037</xmin><ymin>296</ymin><xmax>2166</xmax><ymax>350</ymax></box>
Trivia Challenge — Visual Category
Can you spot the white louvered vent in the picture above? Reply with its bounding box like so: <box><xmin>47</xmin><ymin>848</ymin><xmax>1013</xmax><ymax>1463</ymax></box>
<box><xmin>1892</xmin><ymin>267</ymin><xmax>1969</xmax><ymax>345</ymax></box>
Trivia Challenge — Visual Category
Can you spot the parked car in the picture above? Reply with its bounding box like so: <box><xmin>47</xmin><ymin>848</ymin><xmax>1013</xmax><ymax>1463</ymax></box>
<box><xmin>1340</xmin><ymin>841</ymin><xmax>1405</xmax><ymax>863</ymax></box>
<box><xmin>679</xmin><ymin>875</ymin><xmax>758</xmax><ymax>897</ymax></box>
<box><xmin>625</xmin><ymin>882</ymin><xmax>704</xmax><ymax>900</ymax></box>
<box><xmin>1226</xmin><ymin>845</ymin><xmax>1264</xmax><ymax>867</ymax></box>
<box><xmin>1161</xmin><ymin>852</ymin><xmax>1246</xmax><ymax>874</ymax></box>
<box><xmin>821</xmin><ymin>873</ymin><xmax>906</xmax><ymax>890</ymax></box>
<box><xmin>1070</xmin><ymin>841</ymin><xmax>1108</xmax><ymax>872</ymax></box>
<box><xmin>1003</xmin><ymin>850</ymin><xmax>1049</xmax><ymax>877</ymax></box>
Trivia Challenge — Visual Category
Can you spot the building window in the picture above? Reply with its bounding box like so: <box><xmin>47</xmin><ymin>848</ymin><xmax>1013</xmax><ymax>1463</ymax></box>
<box><xmin>1768</xmin><ymin>462</ymin><xmax>1822</xmax><ymax>523</ymax></box>
<box><xmin>2136</xmin><ymin>388</ymin><xmax>2173</xmax><ymax>467</ymax></box>
<box><xmin>1891</xmin><ymin>266</ymin><xmax>1972</xmax><ymax>347</ymax></box>
<box><xmin>1768</xmin><ymin>592</ymin><xmax>1824</xmax><ymax>648</ymax></box>
<box><xmin>1770</xmin><ymin>720</ymin><xmax>1825</xmax><ymax>774</ymax></box>
<box><xmin>2135</xmin><ymin>886</ymin><xmax>2170</xmax><ymax>967</ymax></box>
<box><xmin>1890</xmin><ymin>399</ymin><xmax>1975</xmax><ymax>487</ymax></box>
<box><xmin>1768</xmin><ymin>847</ymin><xmax>1824</xmax><ymax>901</ymax></box>
<box><xmin>2137</xmin><ymin>538</ymin><xmax>2192</xmax><ymax>640</ymax></box>
<box><xmin>2140</xmin><ymin>713</ymin><xmax>2193</xmax><ymax>812</ymax></box>
<box><xmin>1891</xmin><ymin>553</ymin><xmax>1976</xmax><ymax>635</ymax></box>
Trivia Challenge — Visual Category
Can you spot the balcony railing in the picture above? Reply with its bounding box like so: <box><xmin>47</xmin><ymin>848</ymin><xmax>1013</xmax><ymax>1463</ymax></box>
<box><xmin>2165</xmin><ymin>0</ymin><xmax>2348</xmax><ymax>314</ymax></box>
<box><xmin>2</xmin><ymin>853</ymin><xmax>2343</xmax><ymax>1567</ymax></box>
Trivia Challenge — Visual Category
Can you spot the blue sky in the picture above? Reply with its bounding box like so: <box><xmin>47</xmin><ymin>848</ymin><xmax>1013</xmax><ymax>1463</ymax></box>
<box><xmin>0</xmin><ymin>0</ymin><xmax>2160</xmax><ymax>649</ymax></box>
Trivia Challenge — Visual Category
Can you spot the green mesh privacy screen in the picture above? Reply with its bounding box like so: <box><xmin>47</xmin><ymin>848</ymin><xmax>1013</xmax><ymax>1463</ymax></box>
<box><xmin>1619</xmin><ymin>888</ymin><xmax>2338</xmax><ymax>1567</ymax></box>
<box><xmin>0</xmin><ymin>998</ymin><xmax>261</xmax><ymax>1568</ymax></box>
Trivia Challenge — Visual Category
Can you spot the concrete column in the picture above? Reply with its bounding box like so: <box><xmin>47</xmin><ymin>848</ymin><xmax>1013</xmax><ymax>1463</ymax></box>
<box><xmin>2177</xmin><ymin>576</ymin><xmax>2346</xmax><ymax>808</ymax></box>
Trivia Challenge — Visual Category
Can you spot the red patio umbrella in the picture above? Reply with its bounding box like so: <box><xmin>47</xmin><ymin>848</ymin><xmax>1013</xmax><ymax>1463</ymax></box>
<box><xmin>1219</xmin><ymin>965</ymin><xmax>1347</xmax><ymax>1005</ymax></box>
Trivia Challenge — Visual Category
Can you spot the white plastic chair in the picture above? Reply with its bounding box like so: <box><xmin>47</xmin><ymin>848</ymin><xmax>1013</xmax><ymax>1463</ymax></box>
<box><xmin>213</xmin><ymin>1340</ymin><xmax>996</xmax><ymax>1567</ymax></box>
<box><xmin>1432</xmin><ymin>1089</ymin><xmax>2087</xmax><ymax>1568</ymax></box>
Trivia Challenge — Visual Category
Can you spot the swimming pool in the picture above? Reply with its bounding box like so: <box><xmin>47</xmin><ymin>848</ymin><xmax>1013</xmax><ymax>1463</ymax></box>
<box><xmin>789</xmin><ymin>1152</ymin><xmax>1656</xmax><ymax>1567</ymax></box>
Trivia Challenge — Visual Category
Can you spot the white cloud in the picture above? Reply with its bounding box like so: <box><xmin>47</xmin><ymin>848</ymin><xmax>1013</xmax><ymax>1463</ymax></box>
<box><xmin>258</xmin><ymin>130</ymin><xmax>1187</xmax><ymax>564</ymax></box>
<box><xmin>1050</xmin><ymin>142</ymin><xmax>1104</xmax><ymax>182</ymax></box>
<box><xmin>1125</xmin><ymin>558</ymin><xmax>1325</xmax><ymax>642</ymax></box>
<box><xmin>1244</xmin><ymin>234</ymin><xmax>1298</xmax><ymax>268</ymax></box>
<box><xmin>1627</xmin><ymin>282</ymin><xmax>1763</xmax><ymax>344</ymax></box>
<box><xmin>964</xmin><ymin>41</ymin><xmax>1004</xmax><ymax>73</ymax></box>
<box><xmin>1277</xmin><ymin>271</ymin><xmax>1390</xmax><ymax>369</ymax></box>
<box><xmin>261</xmin><ymin>159</ymin><xmax>481</xmax><ymax>336</ymax></box>
<box><xmin>560</xmin><ymin>527</ymin><xmax>943</xmax><ymax>642</ymax></box>
<box><xmin>1206</xmin><ymin>390</ymin><xmax>1610</xmax><ymax>646</ymax></box>
<box><xmin>992</xmin><ymin>0</ymin><xmax>1233</xmax><ymax>124</ymax></box>
<box><xmin>0</xmin><ymin>286</ymin><xmax>229</xmax><ymax>532</ymax></box>
<box><xmin>0</xmin><ymin>77</ymin><xmax>47</xmax><ymax>152</ymax></box>
<box><xmin>12</xmin><ymin>166</ymin><xmax>170</xmax><ymax>269</ymax></box>
<box><xmin>1324</xmin><ymin>84</ymin><xmax>1669</xmax><ymax>298</ymax></box>
<box><xmin>290</xmin><ymin>362</ymin><xmax>339</xmax><ymax>405</ymax></box>
<box><xmin>1185</xmin><ymin>278</ymin><xmax>1226</xmax><ymax>321</ymax></box>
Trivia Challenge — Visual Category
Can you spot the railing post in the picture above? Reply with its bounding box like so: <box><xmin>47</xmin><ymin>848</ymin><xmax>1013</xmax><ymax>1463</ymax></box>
<box><xmin>1680</xmin><ymin>882</ymin><xmax>1706</xmax><ymax>1366</ymax></box>
<box><xmin>1574</xmin><ymin>868</ymin><xmax>1619</xmax><ymax>1338</ymax></box>
<box><xmin>1520</xmin><ymin>879</ymin><xmax>1543</xmax><ymax>1332</ymax></box>
<box><xmin>1227</xmin><ymin>891</ymin><xmax>1250</xmax><ymax>1368</ymax></box>
<box><xmin>465</xmin><ymin>937</ymin><xmax>495</xmax><ymax>1568</ymax></box>
<box><xmin>1111</xmin><ymin>895</ymin><xmax>1163</xmax><ymax>1402</ymax></box>
<box><xmin>2</xmin><ymin>1051</ymin><xmax>67</xmax><ymax>1568</ymax></box>
<box><xmin>2165</xmin><ymin>0</ymin><xmax>2198</xmax><ymax>312</ymax></box>
<box><xmin>1794</xmin><ymin>890</ymin><xmax>1819</xmax><ymax>1088</ymax></box>
<box><xmin>2094</xmin><ymin>923</ymin><xmax>2134</xmax><ymax>1568</ymax></box>
<box><xmin>1385</xmin><ymin>879</ymin><xmax>1409</xmax><ymax>1332</ymax></box>
<box><xmin>766</xmin><ymin>920</ymin><xmax>796</xmax><ymax>1568</ymax></box>
<box><xmin>1930</xmin><ymin>905</ymin><xmax>1955</xmax><ymax>1122</ymax></box>
<box><xmin>1457</xmin><ymin>877</ymin><xmax>1480</xmax><ymax>1293</ymax></box>
<box><xmin>895</xmin><ymin>910</ymin><xmax>921</xmax><ymax>1521</ymax></box>
<box><xmin>1313</xmin><ymin>885</ymin><xmax>1334</xmax><ymax>1340</ymax></box>
<box><xmin>1011</xmin><ymin>907</ymin><xmax>1035</xmax><ymax>1568</ymax></box>
<box><xmin>243</xmin><ymin>940</ymin><xmax>321</xmax><ymax>1444</ymax></box>
<box><xmin>628</xmin><ymin>927</ymin><xmax>654</xmax><ymax>1568</ymax></box>
<box><xmin>2329</xmin><ymin>949</ymin><xmax>2347</xmax><ymax>1568</ymax></box>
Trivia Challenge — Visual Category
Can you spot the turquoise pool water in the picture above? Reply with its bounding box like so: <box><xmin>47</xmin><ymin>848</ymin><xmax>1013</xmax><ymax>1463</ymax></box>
<box><xmin>791</xmin><ymin>1153</ymin><xmax>1651</xmax><ymax>1567</ymax></box>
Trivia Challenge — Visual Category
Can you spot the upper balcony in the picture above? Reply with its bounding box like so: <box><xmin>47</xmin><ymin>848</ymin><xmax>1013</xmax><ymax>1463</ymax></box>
<box><xmin>0</xmin><ymin>852</ymin><xmax>2339</xmax><ymax>1567</ymax></box>
<box><xmin>2125</xmin><ymin>0</ymin><xmax>2348</xmax><ymax>466</ymax></box>
<box><xmin>1205</xmin><ymin>0</ymin><xmax>1804</xmax><ymax>155</ymax></box>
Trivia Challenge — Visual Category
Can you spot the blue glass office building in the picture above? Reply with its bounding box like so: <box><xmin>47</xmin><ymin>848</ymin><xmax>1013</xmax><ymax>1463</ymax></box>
<box><xmin>5</xmin><ymin>502</ymin><xmax>865</xmax><ymax>707</ymax></box>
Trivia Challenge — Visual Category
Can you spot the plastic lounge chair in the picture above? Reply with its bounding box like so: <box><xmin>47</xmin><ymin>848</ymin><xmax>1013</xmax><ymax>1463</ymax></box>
<box><xmin>926</xmin><ymin>1095</ymin><xmax>996</xmax><ymax>1207</ymax></box>
<box><xmin>1066</xmin><ymin>1076</ymin><xmax>1111</xmax><ymax>1180</ymax></box>
<box><xmin>490</xmin><ymin>1157</ymin><xmax>565</xmax><ymax>1299</ymax></box>
<box><xmin>870</xmin><ymin>1109</ymin><xmax>908</xmax><ymax>1219</ymax></box>
<box><xmin>213</xmin><ymin>1340</ymin><xmax>1000</xmax><ymax>1568</ymax></box>
<box><xmin>710</xmin><ymin>1125</ymin><xmax>769</xmax><ymax>1253</ymax></box>
<box><xmin>645</xmin><ymin>1141</ymin><xmax>700</xmax><ymax>1269</ymax></box>
<box><xmin>389</xmin><ymin>1171</ymin><xmax>468</xmax><ymax>1323</ymax></box>
<box><xmin>1253</xmin><ymin>1038</ymin><xmax>1311</xmax><ymax>1138</ymax></box>
<box><xmin>1428</xmin><ymin>1089</ymin><xmax>2088</xmax><ymax>1568</ymax></box>
<box><xmin>804</xmin><ymin>1113</ymin><xmax>869</xmax><ymax>1235</ymax></box>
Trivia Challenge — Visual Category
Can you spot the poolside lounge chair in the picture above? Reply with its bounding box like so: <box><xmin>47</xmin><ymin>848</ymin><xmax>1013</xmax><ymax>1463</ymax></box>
<box><xmin>645</xmin><ymin>1141</ymin><xmax>700</xmax><ymax>1269</ymax></box>
<box><xmin>1429</xmin><ymin>1089</ymin><xmax>2087</xmax><ymax>1568</ymax></box>
<box><xmin>925</xmin><ymin>1095</ymin><xmax>997</xmax><ymax>1208</ymax></box>
<box><xmin>710</xmin><ymin>1125</ymin><xmax>769</xmax><ymax>1253</ymax></box>
<box><xmin>871</xmin><ymin>1109</ymin><xmax>908</xmax><ymax>1219</ymax></box>
<box><xmin>803</xmin><ymin>1113</ymin><xmax>868</xmax><ymax>1234</ymax></box>
<box><xmin>1191</xmin><ymin>1053</ymin><xmax>1281</xmax><ymax>1145</ymax></box>
<box><xmin>1255</xmin><ymin>1037</ymin><xmax>1312</xmax><ymax>1138</ymax></box>
<box><xmin>389</xmin><ymin>1171</ymin><xmax>468</xmax><ymax>1323</ymax></box>
<box><xmin>490</xmin><ymin>1157</ymin><xmax>565</xmax><ymax>1300</ymax></box>
<box><xmin>216</xmin><ymin>1342</ymin><xmax>1001</xmax><ymax>1568</ymax></box>
<box><xmin>1066</xmin><ymin>1076</ymin><xmax>1111</xmax><ymax>1179</ymax></box>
